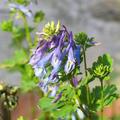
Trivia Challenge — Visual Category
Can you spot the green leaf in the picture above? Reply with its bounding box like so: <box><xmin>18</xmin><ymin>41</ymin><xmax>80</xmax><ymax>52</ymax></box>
<box><xmin>11</xmin><ymin>26</ymin><xmax>34</xmax><ymax>47</ymax></box>
<box><xmin>79</xmin><ymin>73</ymin><xmax>94</xmax><ymax>85</ymax></box>
<box><xmin>34</xmin><ymin>11</ymin><xmax>45</xmax><ymax>23</ymax></box>
<box><xmin>53</xmin><ymin>105</ymin><xmax>74</xmax><ymax>118</ymax></box>
<box><xmin>38</xmin><ymin>84</ymin><xmax>77</xmax><ymax>119</ymax></box>
<box><xmin>58</xmin><ymin>84</ymin><xmax>76</xmax><ymax>103</ymax></box>
<box><xmin>0</xmin><ymin>20</ymin><xmax>13</xmax><ymax>32</ymax></box>
<box><xmin>97</xmin><ymin>54</ymin><xmax>113</xmax><ymax>68</ymax></box>
<box><xmin>74</xmin><ymin>32</ymin><xmax>88</xmax><ymax>45</ymax></box>
<box><xmin>103</xmin><ymin>85</ymin><xmax>118</xmax><ymax>106</ymax></box>
<box><xmin>21</xmin><ymin>80</ymin><xmax>36</xmax><ymax>92</ymax></box>
<box><xmin>90</xmin><ymin>85</ymin><xmax>118</xmax><ymax>111</ymax></box>
<box><xmin>20</xmin><ymin>64</ymin><xmax>39</xmax><ymax>92</ymax></box>
<box><xmin>38</xmin><ymin>97</ymin><xmax>53</xmax><ymax>110</ymax></box>
<box><xmin>79</xmin><ymin>86</ymin><xmax>88</xmax><ymax>105</ymax></box>
<box><xmin>90</xmin><ymin>86</ymin><xmax>101</xmax><ymax>111</ymax></box>
<box><xmin>74</xmin><ymin>32</ymin><xmax>94</xmax><ymax>49</ymax></box>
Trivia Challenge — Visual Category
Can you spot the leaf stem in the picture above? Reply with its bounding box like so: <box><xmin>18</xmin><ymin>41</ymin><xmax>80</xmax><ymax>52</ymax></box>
<box><xmin>83</xmin><ymin>46</ymin><xmax>87</xmax><ymax>76</ymax></box>
<box><xmin>22</xmin><ymin>15</ymin><xmax>33</xmax><ymax>48</ymax></box>
<box><xmin>82</xmin><ymin>46</ymin><xmax>91</xmax><ymax>120</ymax></box>
<box><xmin>100</xmin><ymin>79</ymin><xmax>104</xmax><ymax>120</ymax></box>
<box><xmin>75</xmin><ymin>94</ymin><xmax>88</xmax><ymax>117</ymax></box>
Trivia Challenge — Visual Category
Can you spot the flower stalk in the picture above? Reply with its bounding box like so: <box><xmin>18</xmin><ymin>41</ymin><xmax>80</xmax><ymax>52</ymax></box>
<box><xmin>82</xmin><ymin>46</ymin><xmax>91</xmax><ymax>120</ymax></box>
<box><xmin>100</xmin><ymin>79</ymin><xmax>104</xmax><ymax>120</ymax></box>
<box><xmin>22</xmin><ymin>15</ymin><xmax>32</xmax><ymax>48</ymax></box>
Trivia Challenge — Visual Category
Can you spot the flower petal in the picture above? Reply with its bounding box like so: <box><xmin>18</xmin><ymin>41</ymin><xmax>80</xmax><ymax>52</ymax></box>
<box><xmin>34</xmin><ymin>67</ymin><xmax>46</xmax><ymax>78</ymax></box>
<box><xmin>74</xmin><ymin>45</ymin><xmax>81</xmax><ymax>65</ymax></box>
<box><xmin>72</xmin><ymin>77</ymin><xmax>78</xmax><ymax>87</ymax></box>
<box><xmin>65</xmin><ymin>47</ymin><xmax>75</xmax><ymax>74</ymax></box>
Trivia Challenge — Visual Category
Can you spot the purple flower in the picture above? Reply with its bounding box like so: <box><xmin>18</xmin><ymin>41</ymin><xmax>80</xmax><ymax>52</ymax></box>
<box><xmin>65</xmin><ymin>47</ymin><xmax>75</xmax><ymax>74</ymax></box>
<box><xmin>30</xmin><ymin>25</ymin><xmax>82</xmax><ymax>93</ymax></box>
<box><xmin>49</xmin><ymin>35</ymin><xmax>60</xmax><ymax>49</ymax></box>
<box><xmin>34</xmin><ymin>67</ymin><xmax>46</xmax><ymax>78</ymax></box>
<box><xmin>53</xmin><ymin>92</ymin><xmax>62</xmax><ymax>103</ymax></box>
<box><xmin>36</xmin><ymin>51</ymin><xmax>53</xmax><ymax>67</ymax></box>
<box><xmin>72</xmin><ymin>77</ymin><xmax>78</xmax><ymax>87</ymax></box>
<box><xmin>64</xmin><ymin>32</ymin><xmax>76</xmax><ymax>74</ymax></box>
<box><xmin>38</xmin><ymin>80</ymin><xmax>48</xmax><ymax>93</ymax></box>
<box><xmin>50</xmin><ymin>31</ymin><xmax>66</xmax><ymax>76</ymax></box>
<box><xmin>34</xmin><ymin>52</ymin><xmax>53</xmax><ymax>78</ymax></box>
<box><xmin>29</xmin><ymin>40</ymin><xmax>49</xmax><ymax>66</ymax></box>
<box><xmin>9</xmin><ymin>3</ymin><xmax>32</xmax><ymax>17</ymax></box>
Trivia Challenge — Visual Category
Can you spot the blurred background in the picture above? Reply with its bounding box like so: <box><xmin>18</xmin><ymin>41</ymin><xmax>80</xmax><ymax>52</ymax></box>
<box><xmin>0</xmin><ymin>0</ymin><xmax>120</xmax><ymax>119</ymax></box>
<box><xmin>0</xmin><ymin>0</ymin><xmax>120</xmax><ymax>89</ymax></box>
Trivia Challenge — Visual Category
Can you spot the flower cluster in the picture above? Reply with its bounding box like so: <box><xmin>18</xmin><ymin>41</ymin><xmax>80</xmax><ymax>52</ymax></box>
<box><xmin>9</xmin><ymin>3</ymin><xmax>32</xmax><ymax>17</ymax></box>
<box><xmin>29</xmin><ymin>24</ymin><xmax>81</xmax><ymax>93</ymax></box>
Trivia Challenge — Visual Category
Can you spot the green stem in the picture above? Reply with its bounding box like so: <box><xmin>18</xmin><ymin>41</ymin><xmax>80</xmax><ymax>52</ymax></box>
<box><xmin>22</xmin><ymin>15</ymin><xmax>33</xmax><ymax>48</ymax></box>
<box><xmin>82</xmin><ymin>46</ymin><xmax>90</xmax><ymax>104</ymax></box>
<box><xmin>100</xmin><ymin>79</ymin><xmax>104</xmax><ymax>120</ymax></box>
<box><xmin>82</xmin><ymin>46</ymin><xmax>91</xmax><ymax>120</ymax></box>
<box><xmin>75</xmin><ymin>94</ymin><xmax>88</xmax><ymax>117</ymax></box>
<box><xmin>83</xmin><ymin>46</ymin><xmax>88</xmax><ymax>76</ymax></box>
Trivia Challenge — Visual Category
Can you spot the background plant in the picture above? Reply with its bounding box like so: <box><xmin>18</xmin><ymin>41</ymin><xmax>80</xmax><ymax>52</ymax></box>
<box><xmin>0</xmin><ymin>0</ymin><xmax>45</xmax><ymax>92</ymax></box>
<box><xmin>0</xmin><ymin>0</ymin><xmax>45</xmax><ymax>119</ymax></box>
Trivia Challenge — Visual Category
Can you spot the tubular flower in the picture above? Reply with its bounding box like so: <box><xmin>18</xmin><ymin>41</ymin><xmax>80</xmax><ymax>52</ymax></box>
<box><xmin>72</xmin><ymin>77</ymin><xmax>79</xmax><ymax>87</ymax></box>
<box><xmin>29</xmin><ymin>24</ymin><xmax>81</xmax><ymax>93</ymax></box>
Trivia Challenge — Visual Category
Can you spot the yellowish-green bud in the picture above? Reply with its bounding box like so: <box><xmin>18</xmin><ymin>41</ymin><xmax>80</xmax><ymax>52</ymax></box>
<box><xmin>42</xmin><ymin>21</ymin><xmax>61</xmax><ymax>39</ymax></box>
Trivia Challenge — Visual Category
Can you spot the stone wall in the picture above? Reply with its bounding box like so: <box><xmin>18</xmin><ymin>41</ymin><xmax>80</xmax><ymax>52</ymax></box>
<box><xmin>0</xmin><ymin>0</ymin><xmax>120</xmax><ymax>88</ymax></box>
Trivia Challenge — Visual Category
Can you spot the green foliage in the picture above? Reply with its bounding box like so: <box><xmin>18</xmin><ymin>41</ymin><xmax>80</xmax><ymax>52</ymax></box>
<box><xmin>90</xmin><ymin>85</ymin><xmax>118</xmax><ymax>111</ymax></box>
<box><xmin>74</xmin><ymin>32</ymin><xmax>94</xmax><ymax>49</ymax></box>
<box><xmin>0</xmin><ymin>0</ymin><xmax>45</xmax><ymax>93</ymax></box>
<box><xmin>90</xmin><ymin>54</ymin><xmax>113</xmax><ymax>80</ymax></box>
<box><xmin>39</xmin><ymin>97</ymin><xmax>54</xmax><ymax>110</ymax></box>
<box><xmin>39</xmin><ymin>96</ymin><xmax>75</xmax><ymax>118</ymax></box>
<box><xmin>53</xmin><ymin>105</ymin><xmax>74</xmax><ymax>118</ymax></box>
<box><xmin>12</xmin><ymin>0</ymin><xmax>30</xmax><ymax>6</ymax></box>
<box><xmin>20</xmin><ymin>65</ymin><xmax>39</xmax><ymax>92</ymax></box>
<box><xmin>12</xmin><ymin>26</ymin><xmax>34</xmax><ymax>47</ymax></box>
<box><xmin>79</xmin><ymin>86</ymin><xmax>88</xmax><ymax>105</ymax></box>
<box><xmin>0</xmin><ymin>20</ymin><xmax>13</xmax><ymax>32</ymax></box>
<box><xmin>0</xmin><ymin>49</ymin><xmax>38</xmax><ymax>92</ymax></box>
<box><xmin>0</xmin><ymin>49</ymin><xmax>28</xmax><ymax>69</ymax></box>
<box><xmin>38</xmin><ymin>84</ymin><xmax>77</xmax><ymax>119</ymax></box>
<box><xmin>34</xmin><ymin>11</ymin><xmax>45</xmax><ymax>23</ymax></box>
